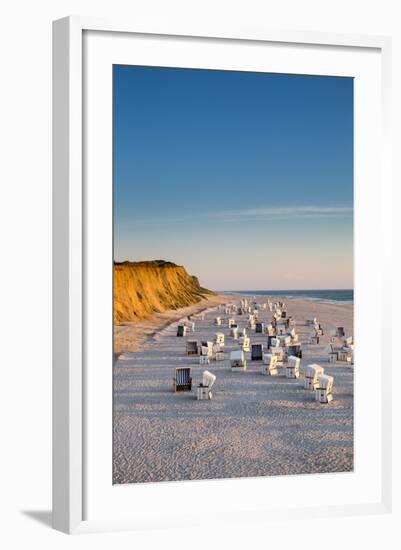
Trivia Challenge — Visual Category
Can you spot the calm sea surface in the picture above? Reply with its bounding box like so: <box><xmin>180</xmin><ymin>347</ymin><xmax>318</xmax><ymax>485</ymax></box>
<box><xmin>220</xmin><ymin>289</ymin><xmax>353</xmax><ymax>304</ymax></box>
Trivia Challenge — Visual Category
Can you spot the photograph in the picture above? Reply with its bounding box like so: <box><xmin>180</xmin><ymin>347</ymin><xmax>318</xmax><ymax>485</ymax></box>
<box><xmin>112</xmin><ymin>65</ymin><xmax>354</xmax><ymax>485</ymax></box>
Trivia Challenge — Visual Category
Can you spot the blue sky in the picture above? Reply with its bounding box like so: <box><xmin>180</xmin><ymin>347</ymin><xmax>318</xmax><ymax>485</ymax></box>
<box><xmin>113</xmin><ymin>65</ymin><xmax>353</xmax><ymax>290</ymax></box>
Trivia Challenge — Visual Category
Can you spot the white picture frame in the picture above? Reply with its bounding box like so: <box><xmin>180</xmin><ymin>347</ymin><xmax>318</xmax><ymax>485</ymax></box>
<box><xmin>52</xmin><ymin>16</ymin><xmax>392</xmax><ymax>534</ymax></box>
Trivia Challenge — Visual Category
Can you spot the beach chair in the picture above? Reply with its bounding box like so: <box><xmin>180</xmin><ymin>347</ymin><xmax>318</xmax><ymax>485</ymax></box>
<box><xmin>184</xmin><ymin>321</ymin><xmax>195</xmax><ymax>332</ymax></box>
<box><xmin>315</xmin><ymin>374</ymin><xmax>334</xmax><ymax>403</ymax></box>
<box><xmin>270</xmin><ymin>337</ymin><xmax>280</xmax><ymax>348</ymax></box>
<box><xmin>266</xmin><ymin>323</ymin><xmax>275</xmax><ymax>336</ymax></box>
<box><xmin>214</xmin><ymin>332</ymin><xmax>225</xmax><ymax>347</ymax></box>
<box><xmin>309</xmin><ymin>334</ymin><xmax>320</xmax><ymax>345</ymax></box>
<box><xmin>177</xmin><ymin>325</ymin><xmax>187</xmax><ymax>337</ymax></box>
<box><xmin>288</xmin><ymin>343</ymin><xmax>302</xmax><ymax>359</ymax></box>
<box><xmin>338</xmin><ymin>348</ymin><xmax>353</xmax><ymax>363</ymax></box>
<box><xmin>213</xmin><ymin>344</ymin><xmax>225</xmax><ymax>361</ymax></box>
<box><xmin>304</xmin><ymin>364</ymin><xmax>324</xmax><ymax>390</ymax></box>
<box><xmin>173</xmin><ymin>367</ymin><xmax>192</xmax><ymax>392</ymax></box>
<box><xmin>240</xmin><ymin>327</ymin><xmax>247</xmax><ymax>337</ymax></box>
<box><xmin>239</xmin><ymin>335</ymin><xmax>250</xmax><ymax>352</ymax></box>
<box><xmin>214</xmin><ymin>316</ymin><xmax>222</xmax><ymax>326</ymax></box>
<box><xmin>251</xmin><ymin>343</ymin><xmax>264</xmax><ymax>361</ymax></box>
<box><xmin>186</xmin><ymin>340</ymin><xmax>199</xmax><ymax>356</ymax></box>
<box><xmin>228</xmin><ymin>318</ymin><xmax>236</xmax><ymax>328</ymax></box>
<box><xmin>270</xmin><ymin>346</ymin><xmax>284</xmax><ymax>365</ymax></box>
<box><xmin>230</xmin><ymin>350</ymin><xmax>247</xmax><ymax>371</ymax></box>
<box><xmin>255</xmin><ymin>322</ymin><xmax>264</xmax><ymax>334</ymax></box>
<box><xmin>197</xmin><ymin>370</ymin><xmax>217</xmax><ymax>400</ymax></box>
<box><xmin>328</xmin><ymin>344</ymin><xmax>338</xmax><ymax>363</ymax></box>
<box><xmin>276</xmin><ymin>324</ymin><xmax>286</xmax><ymax>336</ymax></box>
<box><xmin>279</xmin><ymin>335</ymin><xmax>291</xmax><ymax>347</ymax></box>
<box><xmin>286</xmin><ymin>356</ymin><xmax>301</xmax><ymax>379</ymax></box>
<box><xmin>312</xmin><ymin>322</ymin><xmax>323</xmax><ymax>336</ymax></box>
<box><xmin>281</xmin><ymin>310</ymin><xmax>287</xmax><ymax>319</ymax></box>
<box><xmin>230</xmin><ymin>326</ymin><xmax>239</xmax><ymax>339</ymax></box>
<box><xmin>262</xmin><ymin>353</ymin><xmax>279</xmax><ymax>376</ymax></box>
<box><xmin>337</xmin><ymin>326</ymin><xmax>345</xmax><ymax>337</ymax></box>
<box><xmin>342</xmin><ymin>335</ymin><xmax>353</xmax><ymax>346</ymax></box>
<box><xmin>200</xmin><ymin>341</ymin><xmax>213</xmax><ymax>356</ymax></box>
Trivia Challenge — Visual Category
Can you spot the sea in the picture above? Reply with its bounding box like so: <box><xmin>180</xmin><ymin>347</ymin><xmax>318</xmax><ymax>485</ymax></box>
<box><xmin>220</xmin><ymin>289</ymin><xmax>353</xmax><ymax>305</ymax></box>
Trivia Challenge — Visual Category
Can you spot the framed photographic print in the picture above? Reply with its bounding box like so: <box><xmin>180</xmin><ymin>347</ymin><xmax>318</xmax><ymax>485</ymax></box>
<box><xmin>53</xmin><ymin>17</ymin><xmax>392</xmax><ymax>534</ymax></box>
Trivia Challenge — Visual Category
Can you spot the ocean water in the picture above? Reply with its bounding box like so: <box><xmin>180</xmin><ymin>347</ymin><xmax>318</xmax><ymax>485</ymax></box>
<box><xmin>221</xmin><ymin>289</ymin><xmax>353</xmax><ymax>304</ymax></box>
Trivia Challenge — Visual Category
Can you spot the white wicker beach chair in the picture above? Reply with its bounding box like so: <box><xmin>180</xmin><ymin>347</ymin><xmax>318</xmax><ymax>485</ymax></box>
<box><xmin>304</xmin><ymin>364</ymin><xmax>324</xmax><ymax>390</ymax></box>
<box><xmin>200</xmin><ymin>341</ymin><xmax>213</xmax><ymax>356</ymax></box>
<box><xmin>197</xmin><ymin>370</ymin><xmax>217</xmax><ymax>400</ymax></box>
<box><xmin>286</xmin><ymin>356</ymin><xmax>301</xmax><ymax>379</ymax></box>
<box><xmin>214</xmin><ymin>332</ymin><xmax>225</xmax><ymax>347</ymax></box>
<box><xmin>214</xmin><ymin>316</ymin><xmax>222</xmax><ymax>326</ymax></box>
<box><xmin>230</xmin><ymin>350</ymin><xmax>247</xmax><ymax>371</ymax></box>
<box><xmin>262</xmin><ymin>353</ymin><xmax>279</xmax><ymax>375</ymax></box>
<box><xmin>239</xmin><ymin>335</ymin><xmax>251</xmax><ymax>352</ymax></box>
<box><xmin>269</xmin><ymin>346</ymin><xmax>284</xmax><ymax>365</ymax></box>
<box><xmin>315</xmin><ymin>374</ymin><xmax>334</xmax><ymax>403</ymax></box>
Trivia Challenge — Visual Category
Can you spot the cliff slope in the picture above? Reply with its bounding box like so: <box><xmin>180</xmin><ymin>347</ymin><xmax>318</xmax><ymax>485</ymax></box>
<box><xmin>114</xmin><ymin>260</ymin><xmax>214</xmax><ymax>324</ymax></box>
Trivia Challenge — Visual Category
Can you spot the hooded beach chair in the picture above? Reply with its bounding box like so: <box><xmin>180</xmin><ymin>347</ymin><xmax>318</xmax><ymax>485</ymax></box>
<box><xmin>262</xmin><ymin>353</ymin><xmax>279</xmax><ymax>376</ymax></box>
<box><xmin>315</xmin><ymin>374</ymin><xmax>334</xmax><ymax>403</ymax></box>
<box><xmin>228</xmin><ymin>318</ymin><xmax>236</xmax><ymax>328</ymax></box>
<box><xmin>214</xmin><ymin>332</ymin><xmax>225</xmax><ymax>347</ymax></box>
<box><xmin>214</xmin><ymin>316</ymin><xmax>222</xmax><ymax>326</ymax></box>
<box><xmin>230</xmin><ymin>350</ymin><xmax>247</xmax><ymax>371</ymax></box>
<box><xmin>266</xmin><ymin>323</ymin><xmax>275</xmax><ymax>336</ymax></box>
<box><xmin>239</xmin><ymin>335</ymin><xmax>250</xmax><ymax>352</ymax></box>
<box><xmin>304</xmin><ymin>364</ymin><xmax>324</xmax><ymax>390</ymax></box>
<box><xmin>184</xmin><ymin>320</ymin><xmax>195</xmax><ymax>332</ymax></box>
<box><xmin>270</xmin><ymin>346</ymin><xmax>284</xmax><ymax>365</ymax></box>
<box><xmin>276</xmin><ymin>324</ymin><xmax>286</xmax><ymax>336</ymax></box>
<box><xmin>286</xmin><ymin>356</ymin><xmax>301</xmax><ymax>379</ymax></box>
<box><xmin>338</xmin><ymin>347</ymin><xmax>353</xmax><ymax>363</ymax></box>
<box><xmin>288</xmin><ymin>343</ymin><xmax>302</xmax><ymax>358</ymax></box>
<box><xmin>270</xmin><ymin>337</ymin><xmax>280</xmax><ymax>348</ymax></box>
<box><xmin>212</xmin><ymin>343</ymin><xmax>225</xmax><ymax>361</ymax></box>
<box><xmin>279</xmin><ymin>334</ymin><xmax>291</xmax><ymax>347</ymax></box>
<box><xmin>255</xmin><ymin>322</ymin><xmax>264</xmax><ymax>334</ymax></box>
<box><xmin>327</xmin><ymin>344</ymin><xmax>338</xmax><ymax>363</ymax></box>
<box><xmin>186</xmin><ymin>340</ymin><xmax>199</xmax><ymax>356</ymax></box>
<box><xmin>200</xmin><ymin>341</ymin><xmax>213</xmax><ymax>362</ymax></box>
<box><xmin>197</xmin><ymin>370</ymin><xmax>217</xmax><ymax>400</ymax></box>
<box><xmin>173</xmin><ymin>367</ymin><xmax>192</xmax><ymax>392</ymax></box>
<box><xmin>251</xmin><ymin>343</ymin><xmax>264</xmax><ymax>361</ymax></box>
<box><xmin>177</xmin><ymin>325</ymin><xmax>187</xmax><ymax>337</ymax></box>
<box><xmin>342</xmin><ymin>335</ymin><xmax>353</xmax><ymax>346</ymax></box>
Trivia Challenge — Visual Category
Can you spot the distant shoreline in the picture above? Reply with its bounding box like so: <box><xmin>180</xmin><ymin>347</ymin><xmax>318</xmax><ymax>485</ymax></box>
<box><xmin>216</xmin><ymin>289</ymin><xmax>353</xmax><ymax>305</ymax></box>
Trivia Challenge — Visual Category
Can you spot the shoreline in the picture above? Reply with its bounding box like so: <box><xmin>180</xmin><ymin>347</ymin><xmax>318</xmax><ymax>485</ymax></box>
<box><xmin>114</xmin><ymin>293</ymin><xmax>235</xmax><ymax>354</ymax></box>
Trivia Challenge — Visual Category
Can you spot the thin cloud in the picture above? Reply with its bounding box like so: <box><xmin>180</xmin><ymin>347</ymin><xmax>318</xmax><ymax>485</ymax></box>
<box><xmin>118</xmin><ymin>205</ymin><xmax>353</xmax><ymax>228</ymax></box>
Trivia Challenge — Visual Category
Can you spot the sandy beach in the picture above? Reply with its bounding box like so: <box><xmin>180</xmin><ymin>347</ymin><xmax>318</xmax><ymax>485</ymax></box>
<box><xmin>113</xmin><ymin>295</ymin><xmax>353</xmax><ymax>484</ymax></box>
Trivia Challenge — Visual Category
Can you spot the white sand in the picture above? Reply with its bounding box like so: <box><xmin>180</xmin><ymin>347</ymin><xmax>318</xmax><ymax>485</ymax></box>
<box><xmin>113</xmin><ymin>296</ymin><xmax>353</xmax><ymax>484</ymax></box>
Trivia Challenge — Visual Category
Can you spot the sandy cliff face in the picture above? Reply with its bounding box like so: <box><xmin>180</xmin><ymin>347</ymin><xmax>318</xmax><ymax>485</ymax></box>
<box><xmin>114</xmin><ymin>261</ymin><xmax>214</xmax><ymax>324</ymax></box>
